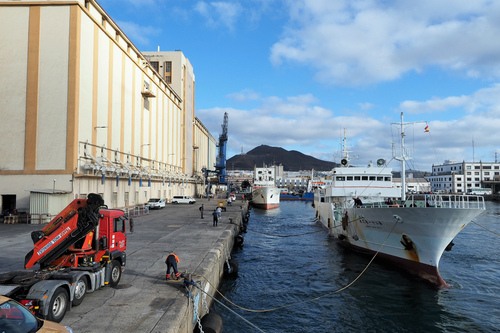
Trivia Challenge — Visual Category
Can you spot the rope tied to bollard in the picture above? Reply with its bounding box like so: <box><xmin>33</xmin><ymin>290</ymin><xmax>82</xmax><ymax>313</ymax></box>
<box><xmin>184</xmin><ymin>277</ymin><xmax>267</xmax><ymax>333</ymax></box>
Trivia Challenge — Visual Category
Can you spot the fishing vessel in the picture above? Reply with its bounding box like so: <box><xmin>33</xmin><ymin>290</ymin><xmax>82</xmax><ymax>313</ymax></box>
<box><xmin>314</xmin><ymin>113</ymin><xmax>485</xmax><ymax>286</ymax></box>
<box><xmin>252</xmin><ymin>165</ymin><xmax>280</xmax><ymax>209</ymax></box>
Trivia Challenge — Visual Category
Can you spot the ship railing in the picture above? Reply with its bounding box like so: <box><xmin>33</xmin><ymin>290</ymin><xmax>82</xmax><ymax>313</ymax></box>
<box><xmin>358</xmin><ymin>194</ymin><xmax>485</xmax><ymax>210</ymax></box>
<box><xmin>406</xmin><ymin>194</ymin><xmax>485</xmax><ymax>210</ymax></box>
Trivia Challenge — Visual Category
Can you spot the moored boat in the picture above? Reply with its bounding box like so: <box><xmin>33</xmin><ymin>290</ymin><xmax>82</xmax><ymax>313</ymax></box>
<box><xmin>252</xmin><ymin>165</ymin><xmax>280</xmax><ymax>210</ymax></box>
<box><xmin>314</xmin><ymin>113</ymin><xmax>486</xmax><ymax>286</ymax></box>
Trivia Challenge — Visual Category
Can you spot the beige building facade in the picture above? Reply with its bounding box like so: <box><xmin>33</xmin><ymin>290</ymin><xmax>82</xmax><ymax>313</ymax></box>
<box><xmin>0</xmin><ymin>0</ymin><xmax>216</xmax><ymax>215</ymax></box>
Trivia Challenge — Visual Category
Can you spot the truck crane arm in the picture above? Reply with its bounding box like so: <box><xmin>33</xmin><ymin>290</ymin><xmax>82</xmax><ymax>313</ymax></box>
<box><xmin>24</xmin><ymin>193</ymin><xmax>104</xmax><ymax>269</ymax></box>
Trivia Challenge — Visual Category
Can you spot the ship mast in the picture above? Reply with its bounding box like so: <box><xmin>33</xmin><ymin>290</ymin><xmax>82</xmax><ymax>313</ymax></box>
<box><xmin>399</xmin><ymin>112</ymin><xmax>407</xmax><ymax>201</ymax></box>
<box><xmin>392</xmin><ymin>112</ymin><xmax>426</xmax><ymax>201</ymax></box>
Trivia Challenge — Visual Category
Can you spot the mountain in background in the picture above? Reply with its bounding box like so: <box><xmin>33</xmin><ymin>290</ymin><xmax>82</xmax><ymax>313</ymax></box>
<box><xmin>226</xmin><ymin>145</ymin><xmax>338</xmax><ymax>171</ymax></box>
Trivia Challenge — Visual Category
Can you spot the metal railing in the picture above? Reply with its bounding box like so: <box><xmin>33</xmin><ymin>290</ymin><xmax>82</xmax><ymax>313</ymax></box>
<box><xmin>361</xmin><ymin>194</ymin><xmax>485</xmax><ymax>210</ymax></box>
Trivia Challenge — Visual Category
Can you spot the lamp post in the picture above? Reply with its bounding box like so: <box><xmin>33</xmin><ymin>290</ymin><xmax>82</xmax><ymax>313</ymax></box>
<box><xmin>141</xmin><ymin>144</ymin><xmax>150</xmax><ymax>156</ymax></box>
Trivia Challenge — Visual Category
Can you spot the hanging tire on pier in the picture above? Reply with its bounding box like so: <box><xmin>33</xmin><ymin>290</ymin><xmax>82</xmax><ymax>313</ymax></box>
<box><xmin>197</xmin><ymin>312</ymin><xmax>223</xmax><ymax>333</ymax></box>
<box><xmin>224</xmin><ymin>259</ymin><xmax>239</xmax><ymax>275</ymax></box>
<box><xmin>235</xmin><ymin>234</ymin><xmax>244</xmax><ymax>248</ymax></box>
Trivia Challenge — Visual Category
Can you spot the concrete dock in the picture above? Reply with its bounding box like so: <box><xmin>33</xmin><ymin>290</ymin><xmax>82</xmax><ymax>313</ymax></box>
<box><xmin>0</xmin><ymin>197</ymin><xmax>248</xmax><ymax>333</ymax></box>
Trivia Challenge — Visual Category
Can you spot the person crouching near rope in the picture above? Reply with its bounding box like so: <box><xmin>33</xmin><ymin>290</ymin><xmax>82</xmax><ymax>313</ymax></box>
<box><xmin>165</xmin><ymin>253</ymin><xmax>180</xmax><ymax>280</ymax></box>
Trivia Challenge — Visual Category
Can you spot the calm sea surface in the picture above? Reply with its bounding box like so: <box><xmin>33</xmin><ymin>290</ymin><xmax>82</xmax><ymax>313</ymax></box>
<box><xmin>213</xmin><ymin>200</ymin><xmax>500</xmax><ymax>333</ymax></box>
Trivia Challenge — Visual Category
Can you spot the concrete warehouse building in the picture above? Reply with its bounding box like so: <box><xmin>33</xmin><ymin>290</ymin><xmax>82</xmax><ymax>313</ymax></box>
<box><xmin>0</xmin><ymin>0</ymin><xmax>217</xmax><ymax>220</ymax></box>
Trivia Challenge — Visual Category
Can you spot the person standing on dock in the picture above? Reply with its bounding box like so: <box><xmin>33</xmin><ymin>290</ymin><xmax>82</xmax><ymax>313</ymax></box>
<box><xmin>165</xmin><ymin>253</ymin><xmax>180</xmax><ymax>280</ymax></box>
<box><xmin>212</xmin><ymin>209</ymin><xmax>219</xmax><ymax>227</ymax></box>
<box><xmin>199</xmin><ymin>204</ymin><xmax>204</xmax><ymax>219</ymax></box>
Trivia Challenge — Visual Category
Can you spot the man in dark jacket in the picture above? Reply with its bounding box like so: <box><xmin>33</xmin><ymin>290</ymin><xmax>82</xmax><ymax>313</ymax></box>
<box><xmin>165</xmin><ymin>253</ymin><xmax>180</xmax><ymax>280</ymax></box>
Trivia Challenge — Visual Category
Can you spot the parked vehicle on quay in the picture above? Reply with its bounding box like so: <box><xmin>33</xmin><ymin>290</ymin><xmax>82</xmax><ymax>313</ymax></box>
<box><xmin>171</xmin><ymin>196</ymin><xmax>196</xmax><ymax>204</ymax></box>
<box><xmin>0</xmin><ymin>295</ymin><xmax>73</xmax><ymax>332</ymax></box>
<box><xmin>0</xmin><ymin>193</ymin><xmax>133</xmax><ymax>323</ymax></box>
<box><xmin>147</xmin><ymin>198</ymin><xmax>166</xmax><ymax>209</ymax></box>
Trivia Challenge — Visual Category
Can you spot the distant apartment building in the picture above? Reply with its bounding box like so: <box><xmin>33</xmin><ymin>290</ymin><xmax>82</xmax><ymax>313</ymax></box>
<box><xmin>426</xmin><ymin>160</ymin><xmax>500</xmax><ymax>193</ymax></box>
<box><xmin>276</xmin><ymin>170</ymin><xmax>314</xmax><ymax>191</ymax></box>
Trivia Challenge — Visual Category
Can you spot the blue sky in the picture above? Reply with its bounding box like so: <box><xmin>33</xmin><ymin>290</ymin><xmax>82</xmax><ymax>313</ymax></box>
<box><xmin>99</xmin><ymin>0</ymin><xmax>500</xmax><ymax>171</ymax></box>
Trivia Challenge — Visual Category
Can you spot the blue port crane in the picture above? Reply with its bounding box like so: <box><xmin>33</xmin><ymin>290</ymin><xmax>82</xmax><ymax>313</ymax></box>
<box><xmin>202</xmin><ymin>112</ymin><xmax>229</xmax><ymax>197</ymax></box>
<box><xmin>216</xmin><ymin>112</ymin><xmax>228</xmax><ymax>184</ymax></box>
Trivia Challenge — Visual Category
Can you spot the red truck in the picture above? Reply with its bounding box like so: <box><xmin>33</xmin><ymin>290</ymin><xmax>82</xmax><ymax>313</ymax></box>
<box><xmin>0</xmin><ymin>193</ymin><xmax>133</xmax><ymax>323</ymax></box>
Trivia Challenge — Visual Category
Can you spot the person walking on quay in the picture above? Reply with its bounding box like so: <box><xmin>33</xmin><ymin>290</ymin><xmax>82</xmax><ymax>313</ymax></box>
<box><xmin>165</xmin><ymin>253</ymin><xmax>180</xmax><ymax>280</ymax></box>
<box><xmin>199</xmin><ymin>204</ymin><xmax>204</xmax><ymax>219</ymax></box>
<box><xmin>212</xmin><ymin>209</ymin><xmax>219</xmax><ymax>227</ymax></box>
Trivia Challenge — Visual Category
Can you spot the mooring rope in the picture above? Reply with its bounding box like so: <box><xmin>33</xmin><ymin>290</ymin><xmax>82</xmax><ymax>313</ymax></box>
<box><xmin>471</xmin><ymin>220</ymin><xmax>500</xmax><ymax>237</ymax></box>
<box><xmin>188</xmin><ymin>280</ymin><xmax>267</xmax><ymax>333</ymax></box>
<box><xmin>195</xmin><ymin>218</ymin><xmax>399</xmax><ymax>313</ymax></box>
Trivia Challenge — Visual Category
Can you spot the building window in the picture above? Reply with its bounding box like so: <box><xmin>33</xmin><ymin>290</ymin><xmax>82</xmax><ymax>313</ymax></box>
<box><xmin>164</xmin><ymin>61</ymin><xmax>172</xmax><ymax>83</ymax></box>
<box><xmin>150</xmin><ymin>61</ymin><xmax>159</xmax><ymax>73</ymax></box>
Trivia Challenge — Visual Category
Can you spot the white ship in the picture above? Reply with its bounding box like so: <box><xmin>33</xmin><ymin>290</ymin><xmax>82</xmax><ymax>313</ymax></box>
<box><xmin>314</xmin><ymin>113</ymin><xmax>485</xmax><ymax>286</ymax></box>
<box><xmin>252</xmin><ymin>165</ymin><xmax>280</xmax><ymax>210</ymax></box>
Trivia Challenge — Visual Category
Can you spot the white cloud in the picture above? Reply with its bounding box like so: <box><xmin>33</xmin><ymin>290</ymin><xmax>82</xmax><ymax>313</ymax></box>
<box><xmin>198</xmin><ymin>85</ymin><xmax>500</xmax><ymax>170</ymax></box>
<box><xmin>358</xmin><ymin>102</ymin><xmax>374</xmax><ymax>110</ymax></box>
<box><xmin>227</xmin><ymin>89</ymin><xmax>261</xmax><ymax>102</ymax></box>
<box><xmin>115</xmin><ymin>20</ymin><xmax>161</xmax><ymax>47</ymax></box>
<box><xmin>399</xmin><ymin>83</ymin><xmax>500</xmax><ymax>114</ymax></box>
<box><xmin>194</xmin><ymin>1</ymin><xmax>243</xmax><ymax>30</ymax></box>
<box><xmin>270</xmin><ymin>0</ymin><xmax>500</xmax><ymax>86</ymax></box>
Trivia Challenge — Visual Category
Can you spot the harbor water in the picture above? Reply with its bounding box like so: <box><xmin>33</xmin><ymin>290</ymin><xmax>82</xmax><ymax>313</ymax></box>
<box><xmin>213</xmin><ymin>200</ymin><xmax>500</xmax><ymax>333</ymax></box>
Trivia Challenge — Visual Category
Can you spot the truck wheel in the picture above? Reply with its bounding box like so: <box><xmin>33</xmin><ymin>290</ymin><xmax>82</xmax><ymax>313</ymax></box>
<box><xmin>47</xmin><ymin>287</ymin><xmax>69</xmax><ymax>323</ymax></box>
<box><xmin>110</xmin><ymin>260</ymin><xmax>122</xmax><ymax>287</ymax></box>
<box><xmin>72</xmin><ymin>276</ymin><xmax>87</xmax><ymax>306</ymax></box>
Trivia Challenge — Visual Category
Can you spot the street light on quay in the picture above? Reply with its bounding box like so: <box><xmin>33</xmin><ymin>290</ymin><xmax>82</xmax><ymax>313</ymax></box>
<box><xmin>141</xmin><ymin>144</ymin><xmax>150</xmax><ymax>156</ymax></box>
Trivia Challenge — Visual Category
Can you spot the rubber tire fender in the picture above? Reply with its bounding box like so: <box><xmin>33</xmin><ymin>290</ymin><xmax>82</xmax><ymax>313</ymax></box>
<box><xmin>46</xmin><ymin>287</ymin><xmax>69</xmax><ymax>323</ymax></box>
<box><xmin>224</xmin><ymin>259</ymin><xmax>239</xmax><ymax>275</ymax></box>
<box><xmin>199</xmin><ymin>312</ymin><xmax>223</xmax><ymax>333</ymax></box>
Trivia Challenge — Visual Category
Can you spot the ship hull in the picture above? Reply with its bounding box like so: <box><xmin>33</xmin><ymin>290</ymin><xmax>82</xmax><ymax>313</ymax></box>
<box><xmin>252</xmin><ymin>187</ymin><xmax>280</xmax><ymax>210</ymax></box>
<box><xmin>314</xmin><ymin>200</ymin><xmax>484</xmax><ymax>286</ymax></box>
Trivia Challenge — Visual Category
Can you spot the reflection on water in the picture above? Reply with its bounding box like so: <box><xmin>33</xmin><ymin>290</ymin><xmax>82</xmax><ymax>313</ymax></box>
<box><xmin>214</xmin><ymin>201</ymin><xmax>500</xmax><ymax>333</ymax></box>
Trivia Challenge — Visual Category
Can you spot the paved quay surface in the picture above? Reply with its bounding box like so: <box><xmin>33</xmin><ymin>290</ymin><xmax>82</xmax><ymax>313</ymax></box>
<box><xmin>0</xmin><ymin>197</ymin><xmax>248</xmax><ymax>333</ymax></box>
